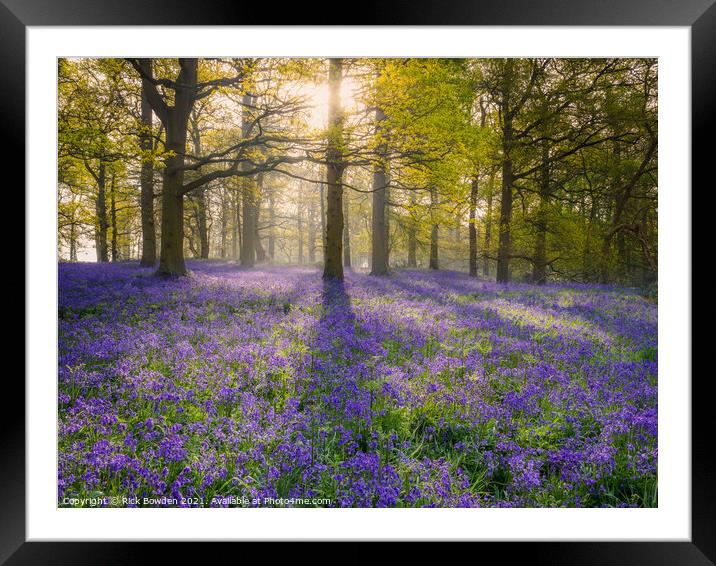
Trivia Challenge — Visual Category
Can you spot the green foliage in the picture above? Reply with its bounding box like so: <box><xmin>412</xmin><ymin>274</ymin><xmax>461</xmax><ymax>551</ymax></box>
<box><xmin>58</xmin><ymin>57</ymin><xmax>657</xmax><ymax>287</ymax></box>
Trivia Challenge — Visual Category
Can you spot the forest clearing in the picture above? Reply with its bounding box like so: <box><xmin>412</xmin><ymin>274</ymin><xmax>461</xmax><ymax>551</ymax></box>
<box><xmin>58</xmin><ymin>57</ymin><xmax>658</xmax><ymax>507</ymax></box>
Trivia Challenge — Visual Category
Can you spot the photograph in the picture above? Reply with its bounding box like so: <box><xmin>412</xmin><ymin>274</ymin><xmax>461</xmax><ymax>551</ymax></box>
<box><xmin>56</xmin><ymin>56</ymin><xmax>659</xmax><ymax>509</ymax></box>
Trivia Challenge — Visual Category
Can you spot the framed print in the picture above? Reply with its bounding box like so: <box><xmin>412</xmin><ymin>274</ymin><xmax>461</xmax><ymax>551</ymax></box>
<box><xmin>9</xmin><ymin>0</ymin><xmax>709</xmax><ymax>561</ymax></box>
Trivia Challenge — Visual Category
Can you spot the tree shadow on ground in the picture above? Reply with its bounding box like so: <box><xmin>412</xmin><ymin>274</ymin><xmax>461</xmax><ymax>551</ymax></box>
<box><xmin>317</xmin><ymin>278</ymin><xmax>357</xmax><ymax>349</ymax></box>
<box><xmin>303</xmin><ymin>277</ymin><xmax>380</xmax><ymax>432</ymax></box>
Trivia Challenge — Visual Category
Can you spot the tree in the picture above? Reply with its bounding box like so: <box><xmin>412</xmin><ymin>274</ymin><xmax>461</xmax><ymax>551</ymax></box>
<box><xmin>468</xmin><ymin>175</ymin><xmax>479</xmax><ymax>276</ymax></box>
<box><xmin>138</xmin><ymin>59</ymin><xmax>157</xmax><ymax>267</ymax></box>
<box><xmin>240</xmin><ymin>93</ymin><xmax>258</xmax><ymax>267</ymax></box>
<box><xmin>370</xmin><ymin>87</ymin><xmax>390</xmax><ymax>275</ymax></box>
<box><xmin>429</xmin><ymin>186</ymin><xmax>440</xmax><ymax>270</ymax></box>
<box><xmin>495</xmin><ymin>59</ymin><xmax>519</xmax><ymax>283</ymax></box>
<box><xmin>323</xmin><ymin>58</ymin><xmax>346</xmax><ymax>280</ymax></box>
<box><xmin>129</xmin><ymin>58</ymin><xmax>200</xmax><ymax>275</ymax></box>
<box><xmin>468</xmin><ymin>96</ymin><xmax>490</xmax><ymax>277</ymax></box>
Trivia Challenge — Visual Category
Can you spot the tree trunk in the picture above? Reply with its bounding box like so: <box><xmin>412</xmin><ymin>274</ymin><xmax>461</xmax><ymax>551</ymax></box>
<box><xmin>496</xmin><ymin>139</ymin><xmax>513</xmax><ymax>283</ymax></box>
<box><xmin>69</xmin><ymin>223</ymin><xmax>77</xmax><ymax>262</ymax></box>
<box><xmin>139</xmin><ymin>59</ymin><xmax>156</xmax><ymax>267</ymax></box>
<box><xmin>157</xmin><ymin>165</ymin><xmax>187</xmax><ymax>275</ymax></box>
<box><xmin>533</xmin><ymin>141</ymin><xmax>550</xmax><ymax>285</ymax></box>
<box><xmin>220</xmin><ymin>188</ymin><xmax>228</xmax><ymax>259</ymax></box>
<box><xmin>110</xmin><ymin>171</ymin><xmax>118</xmax><ymax>262</ymax></box>
<box><xmin>149</xmin><ymin>58</ymin><xmax>197</xmax><ymax>277</ymax></box>
<box><xmin>232</xmin><ymin>186</ymin><xmax>240</xmax><ymax>261</ymax></box>
<box><xmin>189</xmin><ymin>116</ymin><xmax>210</xmax><ymax>260</ymax></box>
<box><xmin>156</xmin><ymin>149</ymin><xmax>190</xmax><ymax>274</ymax></box>
<box><xmin>297</xmin><ymin>203</ymin><xmax>304</xmax><ymax>263</ymax></box>
<box><xmin>429</xmin><ymin>227</ymin><xmax>439</xmax><ymax>270</ymax></box>
<box><xmin>600</xmin><ymin>227</ymin><xmax>613</xmax><ymax>284</ymax></box>
<box><xmin>639</xmin><ymin>208</ymin><xmax>654</xmax><ymax>285</ymax></box>
<box><xmin>308</xmin><ymin>199</ymin><xmax>316</xmax><ymax>263</ymax></box>
<box><xmin>95</xmin><ymin>161</ymin><xmax>109</xmax><ymax>263</ymax></box>
<box><xmin>157</xmin><ymin>129</ymin><xmax>189</xmax><ymax>276</ymax></box>
<box><xmin>385</xmin><ymin>184</ymin><xmax>390</xmax><ymax>264</ymax></box>
<box><xmin>429</xmin><ymin>186</ymin><xmax>439</xmax><ymax>270</ymax></box>
<box><xmin>268</xmin><ymin>188</ymin><xmax>275</xmax><ymax>261</ymax></box>
<box><xmin>407</xmin><ymin>228</ymin><xmax>417</xmax><ymax>267</ymax></box>
<box><xmin>469</xmin><ymin>101</ymin><xmax>487</xmax><ymax>278</ymax></box>
<box><xmin>241</xmin><ymin>178</ymin><xmax>256</xmax><ymax>267</ymax></box>
<box><xmin>583</xmin><ymin>195</ymin><xmax>598</xmax><ymax>281</ymax></box>
<box><xmin>187</xmin><ymin>220</ymin><xmax>199</xmax><ymax>258</ymax></box>
<box><xmin>254</xmin><ymin>173</ymin><xmax>266</xmax><ymax>262</ymax></box>
<box><xmin>370</xmin><ymin>105</ymin><xmax>389</xmax><ymax>275</ymax></box>
<box><xmin>323</xmin><ymin>58</ymin><xmax>345</xmax><ymax>280</ymax></box>
<box><xmin>601</xmin><ymin>142</ymin><xmax>625</xmax><ymax>284</ymax></box>
<box><xmin>255</xmin><ymin>221</ymin><xmax>266</xmax><ymax>262</ymax></box>
<box><xmin>468</xmin><ymin>175</ymin><xmax>478</xmax><ymax>277</ymax></box>
<box><xmin>407</xmin><ymin>190</ymin><xmax>417</xmax><ymax>267</ymax></box>
<box><xmin>616</xmin><ymin>230</ymin><xmax>626</xmax><ymax>284</ymax></box>
<box><xmin>533</xmin><ymin>205</ymin><xmax>548</xmax><ymax>284</ymax></box>
<box><xmin>319</xmin><ymin>181</ymin><xmax>327</xmax><ymax>260</ymax></box>
<box><xmin>483</xmin><ymin>173</ymin><xmax>493</xmax><ymax>278</ymax></box>
<box><xmin>496</xmin><ymin>60</ymin><xmax>514</xmax><ymax>283</ymax></box>
<box><xmin>240</xmin><ymin>93</ymin><xmax>256</xmax><ymax>267</ymax></box>
<box><xmin>196</xmin><ymin>189</ymin><xmax>209</xmax><ymax>258</ymax></box>
<box><xmin>343</xmin><ymin>194</ymin><xmax>351</xmax><ymax>268</ymax></box>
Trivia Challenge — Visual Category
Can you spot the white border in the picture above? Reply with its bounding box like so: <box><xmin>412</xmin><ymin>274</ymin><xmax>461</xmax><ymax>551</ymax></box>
<box><xmin>27</xmin><ymin>26</ymin><xmax>691</xmax><ymax>541</ymax></box>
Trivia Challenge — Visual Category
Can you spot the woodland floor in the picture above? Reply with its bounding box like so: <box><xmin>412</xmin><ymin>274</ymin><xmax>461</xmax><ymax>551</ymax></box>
<box><xmin>58</xmin><ymin>260</ymin><xmax>658</xmax><ymax>507</ymax></box>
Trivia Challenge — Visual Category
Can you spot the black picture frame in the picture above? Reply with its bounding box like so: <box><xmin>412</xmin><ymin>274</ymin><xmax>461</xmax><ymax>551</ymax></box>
<box><xmin>8</xmin><ymin>0</ymin><xmax>709</xmax><ymax>561</ymax></box>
